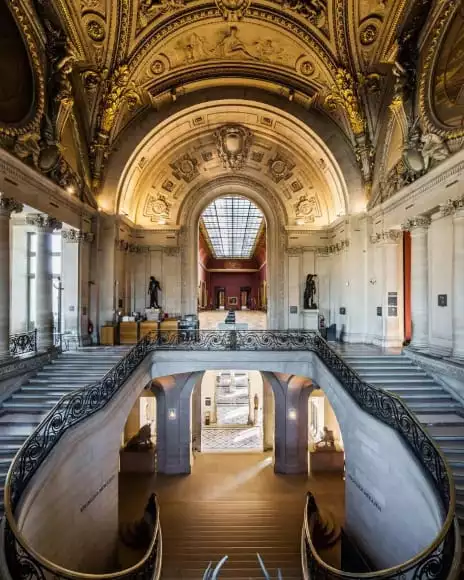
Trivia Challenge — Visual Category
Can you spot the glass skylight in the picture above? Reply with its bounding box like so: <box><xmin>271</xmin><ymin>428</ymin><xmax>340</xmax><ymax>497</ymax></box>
<box><xmin>201</xmin><ymin>196</ymin><xmax>264</xmax><ymax>259</ymax></box>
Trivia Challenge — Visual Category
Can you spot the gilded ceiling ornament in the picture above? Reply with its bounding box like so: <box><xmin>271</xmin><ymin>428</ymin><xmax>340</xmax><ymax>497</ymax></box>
<box><xmin>299</xmin><ymin>59</ymin><xmax>315</xmax><ymax>76</ymax></box>
<box><xmin>324</xmin><ymin>68</ymin><xmax>365</xmax><ymax>136</ymax></box>
<box><xmin>144</xmin><ymin>193</ymin><xmax>171</xmax><ymax>221</ymax></box>
<box><xmin>137</xmin><ymin>0</ymin><xmax>185</xmax><ymax>31</ymax></box>
<box><xmin>290</xmin><ymin>179</ymin><xmax>303</xmax><ymax>192</ymax></box>
<box><xmin>267</xmin><ymin>153</ymin><xmax>295</xmax><ymax>183</ymax></box>
<box><xmin>280</xmin><ymin>0</ymin><xmax>327</xmax><ymax>29</ymax></box>
<box><xmin>86</xmin><ymin>20</ymin><xmax>105</xmax><ymax>42</ymax></box>
<box><xmin>251</xmin><ymin>151</ymin><xmax>264</xmax><ymax>163</ymax></box>
<box><xmin>216</xmin><ymin>0</ymin><xmax>250</xmax><ymax>20</ymax></box>
<box><xmin>214</xmin><ymin>125</ymin><xmax>253</xmax><ymax>170</ymax></box>
<box><xmin>151</xmin><ymin>60</ymin><xmax>166</xmax><ymax>75</ymax></box>
<box><xmin>170</xmin><ymin>153</ymin><xmax>199</xmax><ymax>182</ymax></box>
<box><xmin>162</xmin><ymin>179</ymin><xmax>175</xmax><ymax>192</ymax></box>
<box><xmin>360</xmin><ymin>24</ymin><xmax>378</xmax><ymax>46</ymax></box>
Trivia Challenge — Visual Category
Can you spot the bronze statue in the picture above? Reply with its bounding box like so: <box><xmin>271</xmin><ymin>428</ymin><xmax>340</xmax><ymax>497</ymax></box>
<box><xmin>148</xmin><ymin>276</ymin><xmax>161</xmax><ymax>308</ymax></box>
<box><xmin>124</xmin><ymin>424</ymin><xmax>153</xmax><ymax>451</ymax></box>
<box><xmin>316</xmin><ymin>426</ymin><xmax>335</xmax><ymax>449</ymax></box>
<box><xmin>304</xmin><ymin>274</ymin><xmax>317</xmax><ymax>309</ymax></box>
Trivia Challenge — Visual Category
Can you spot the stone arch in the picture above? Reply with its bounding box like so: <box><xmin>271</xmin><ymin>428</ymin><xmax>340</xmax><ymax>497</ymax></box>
<box><xmin>178</xmin><ymin>175</ymin><xmax>286</xmax><ymax>329</ymax></box>
<box><xmin>101</xmin><ymin>87</ymin><xmax>363</xmax><ymax>217</ymax></box>
<box><xmin>150</xmin><ymin>370</ymin><xmax>316</xmax><ymax>475</ymax></box>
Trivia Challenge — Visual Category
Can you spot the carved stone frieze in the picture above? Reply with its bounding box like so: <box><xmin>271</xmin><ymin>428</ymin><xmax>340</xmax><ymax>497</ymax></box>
<box><xmin>214</xmin><ymin>125</ymin><xmax>252</xmax><ymax>170</ymax></box>
<box><xmin>26</xmin><ymin>214</ymin><xmax>62</xmax><ymax>232</ymax></box>
<box><xmin>294</xmin><ymin>195</ymin><xmax>319</xmax><ymax>223</ymax></box>
<box><xmin>401</xmin><ymin>216</ymin><xmax>431</xmax><ymax>231</ymax></box>
<box><xmin>370</xmin><ymin>230</ymin><xmax>402</xmax><ymax>244</ymax></box>
<box><xmin>216</xmin><ymin>0</ymin><xmax>250</xmax><ymax>20</ymax></box>
<box><xmin>62</xmin><ymin>230</ymin><xmax>95</xmax><ymax>243</ymax></box>
<box><xmin>163</xmin><ymin>247</ymin><xmax>180</xmax><ymax>257</ymax></box>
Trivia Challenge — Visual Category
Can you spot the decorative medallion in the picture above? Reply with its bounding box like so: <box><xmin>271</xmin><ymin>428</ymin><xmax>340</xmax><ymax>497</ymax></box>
<box><xmin>299</xmin><ymin>59</ymin><xmax>315</xmax><ymax>76</ymax></box>
<box><xmin>360</xmin><ymin>23</ymin><xmax>378</xmax><ymax>46</ymax></box>
<box><xmin>214</xmin><ymin>125</ymin><xmax>253</xmax><ymax>170</ymax></box>
<box><xmin>251</xmin><ymin>151</ymin><xmax>264</xmax><ymax>163</ymax></box>
<box><xmin>295</xmin><ymin>195</ymin><xmax>318</xmax><ymax>222</ymax></box>
<box><xmin>216</xmin><ymin>0</ymin><xmax>250</xmax><ymax>20</ymax></box>
<box><xmin>170</xmin><ymin>153</ymin><xmax>199</xmax><ymax>182</ymax></box>
<box><xmin>151</xmin><ymin>60</ymin><xmax>166</xmax><ymax>75</ymax></box>
<box><xmin>86</xmin><ymin>20</ymin><xmax>105</xmax><ymax>42</ymax></box>
<box><xmin>143</xmin><ymin>193</ymin><xmax>171</xmax><ymax>221</ymax></box>
<box><xmin>201</xmin><ymin>151</ymin><xmax>213</xmax><ymax>162</ymax></box>
<box><xmin>267</xmin><ymin>153</ymin><xmax>295</xmax><ymax>183</ymax></box>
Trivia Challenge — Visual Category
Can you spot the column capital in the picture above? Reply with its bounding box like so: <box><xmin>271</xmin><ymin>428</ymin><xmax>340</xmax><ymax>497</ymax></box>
<box><xmin>62</xmin><ymin>229</ymin><xmax>95</xmax><ymax>243</ymax></box>
<box><xmin>26</xmin><ymin>214</ymin><xmax>62</xmax><ymax>232</ymax></box>
<box><xmin>401</xmin><ymin>215</ymin><xmax>431</xmax><ymax>232</ymax></box>
<box><xmin>370</xmin><ymin>230</ymin><xmax>402</xmax><ymax>245</ymax></box>
<box><xmin>0</xmin><ymin>196</ymin><xmax>23</xmax><ymax>217</ymax></box>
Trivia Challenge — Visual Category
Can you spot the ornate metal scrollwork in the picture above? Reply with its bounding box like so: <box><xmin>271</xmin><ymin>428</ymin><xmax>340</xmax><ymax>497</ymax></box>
<box><xmin>3</xmin><ymin>330</ymin><xmax>456</xmax><ymax>579</ymax></box>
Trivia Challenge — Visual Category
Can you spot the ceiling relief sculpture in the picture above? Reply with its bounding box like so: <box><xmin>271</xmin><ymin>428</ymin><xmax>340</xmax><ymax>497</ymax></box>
<box><xmin>1</xmin><ymin>0</ymin><xmax>461</xmax><ymax>215</ymax></box>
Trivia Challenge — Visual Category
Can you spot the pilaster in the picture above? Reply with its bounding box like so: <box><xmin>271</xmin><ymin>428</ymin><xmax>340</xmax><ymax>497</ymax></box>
<box><xmin>448</xmin><ymin>198</ymin><xmax>464</xmax><ymax>361</ymax></box>
<box><xmin>0</xmin><ymin>197</ymin><xmax>24</xmax><ymax>357</ymax></box>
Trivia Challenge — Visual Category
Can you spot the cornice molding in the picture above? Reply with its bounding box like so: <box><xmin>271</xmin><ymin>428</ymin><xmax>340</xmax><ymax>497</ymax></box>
<box><xmin>0</xmin><ymin>149</ymin><xmax>96</xmax><ymax>221</ymax></box>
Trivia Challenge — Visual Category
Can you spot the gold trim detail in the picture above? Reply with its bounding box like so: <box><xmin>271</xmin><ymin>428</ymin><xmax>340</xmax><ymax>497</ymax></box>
<box><xmin>0</xmin><ymin>0</ymin><xmax>45</xmax><ymax>137</ymax></box>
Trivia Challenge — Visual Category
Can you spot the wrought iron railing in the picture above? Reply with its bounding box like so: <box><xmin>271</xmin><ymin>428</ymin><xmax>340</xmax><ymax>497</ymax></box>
<box><xmin>3</xmin><ymin>330</ymin><xmax>457</xmax><ymax>579</ymax></box>
<box><xmin>9</xmin><ymin>329</ymin><xmax>37</xmax><ymax>357</ymax></box>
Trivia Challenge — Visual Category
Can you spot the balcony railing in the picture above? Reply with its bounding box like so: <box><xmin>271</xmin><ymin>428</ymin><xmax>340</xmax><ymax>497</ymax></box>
<box><xmin>3</xmin><ymin>330</ymin><xmax>458</xmax><ymax>580</ymax></box>
<box><xmin>8</xmin><ymin>329</ymin><xmax>37</xmax><ymax>357</ymax></box>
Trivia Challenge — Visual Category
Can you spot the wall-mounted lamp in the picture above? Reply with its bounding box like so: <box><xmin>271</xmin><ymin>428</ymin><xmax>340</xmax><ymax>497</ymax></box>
<box><xmin>168</xmin><ymin>408</ymin><xmax>177</xmax><ymax>420</ymax></box>
<box><xmin>369</xmin><ymin>278</ymin><xmax>377</xmax><ymax>285</ymax></box>
<box><xmin>288</xmin><ymin>408</ymin><xmax>297</xmax><ymax>420</ymax></box>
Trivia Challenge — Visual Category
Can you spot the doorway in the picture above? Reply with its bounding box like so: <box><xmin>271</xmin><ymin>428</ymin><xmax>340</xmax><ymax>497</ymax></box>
<box><xmin>240</xmin><ymin>287</ymin><xmax>251</xmax><ymax>310</ymax></box>
<box><xmin>215</xmin><ymin>287</ymin><xmax>225</xmax><ymax>310</ymax></box>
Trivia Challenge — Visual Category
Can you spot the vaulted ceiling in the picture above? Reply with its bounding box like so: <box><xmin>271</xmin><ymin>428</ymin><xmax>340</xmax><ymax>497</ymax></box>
<box><xmin>1</xmin><ymin>0</ymin><xmax>462</xmax><ymax>226</ymax></box>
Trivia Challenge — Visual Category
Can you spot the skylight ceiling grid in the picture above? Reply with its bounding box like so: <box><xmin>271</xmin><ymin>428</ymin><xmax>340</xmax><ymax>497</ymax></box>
<box><xmin>201</xmin><ymin>196</ymin><xmax>264</xmax><ymax>258</ymax></box>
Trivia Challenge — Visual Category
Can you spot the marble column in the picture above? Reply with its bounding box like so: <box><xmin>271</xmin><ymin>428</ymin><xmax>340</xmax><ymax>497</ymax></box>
<box><xmin>403</xmin><ymin>216</ymin><xmax>431</xmax><ymax>350</ymax></box>
<box><xmin>452</xmin><ymin>200</ymin><xmax>464</xmax><ymax>360</ymax></box>
<box><xmin>26</xmin><ymin>214</ymin><xmax>62</xmax><ymax>350</ymax></box>
<box><xmin>0</xmin><ymin>197</ymin><xmax>23</xmax><ymax>358</ymax></box>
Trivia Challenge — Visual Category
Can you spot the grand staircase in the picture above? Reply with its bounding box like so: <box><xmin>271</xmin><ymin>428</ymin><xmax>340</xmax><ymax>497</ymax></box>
<box><xmin>160</xmin><ymin>498</ymin><xmax>303</xmax><ymax>579</ymax></box>
<box><xmin>0</xmin><ymin>346</ymin><xmax>129</xmax><ymax>515</ymax></box>
<box><xmin>336</xmin><ymin>346</ymin><xmax>464</xmax><ymax>553</ymax></box>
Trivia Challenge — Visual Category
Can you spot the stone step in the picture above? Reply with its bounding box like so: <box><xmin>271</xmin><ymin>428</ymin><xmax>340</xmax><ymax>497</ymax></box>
<box><xmin>418</xmin><ymin>413</ymin><xmax>464</xmax><ymax>425</ymax></box>
<box><xmin>354</xmin><ymin>369</ymin><xmax>429</xmax><ymax>377</ymax></box>
<box><xmin>366</xmin><ymin>377</ymin><xmax>437</xmax><ymax>385</ymax></box>
<box><xmin>2</xmin><ymin>401</ymin><xmax>59</xmax><ymax>413</ymax></box>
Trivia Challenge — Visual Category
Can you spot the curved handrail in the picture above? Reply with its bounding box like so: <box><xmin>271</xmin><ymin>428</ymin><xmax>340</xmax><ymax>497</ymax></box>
<box><xmin>302</xmin><ymin>335</ymin><xmax>457</xmax><ymax>579</ymax></box>
<box><xmin>3</xmin><ymin>330</ymin><xmax>457</xmax><ymax>579</ymax></box>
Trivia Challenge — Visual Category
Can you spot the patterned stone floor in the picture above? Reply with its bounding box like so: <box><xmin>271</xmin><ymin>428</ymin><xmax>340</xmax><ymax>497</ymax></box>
<box><xmin>199</xmin><ymin>311</ymin><xmax>267</xmax><ymax>330</ymax></box>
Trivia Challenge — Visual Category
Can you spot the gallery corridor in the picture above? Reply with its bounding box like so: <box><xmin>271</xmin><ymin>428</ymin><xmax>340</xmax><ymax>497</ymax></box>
<box><xmin>119</xmin><ymin>453</ymin><xmax>344</xmax><ymax>579</ymax></box>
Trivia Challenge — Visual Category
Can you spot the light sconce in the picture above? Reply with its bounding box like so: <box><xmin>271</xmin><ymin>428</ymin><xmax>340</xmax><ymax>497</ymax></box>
<box><xmin>345</xmin><ymin>281</ymin><xmax>350</xmax><ymax>287</ymax></box>
<box><xmin>66</xmin><ymin>185</ymin><xmax>75</xmax><ymax>194</ymax></box>
<box><xmin>168</xmin><ymin>408</ymin><xmax>177</xmax><ymax>420</ymax></box>
<box><xmin>369</xmin><ymin>278</ymin><xmax>377</xmax><ymax>285</ymax></box>
<box><xmin>288</xmin><ymin>408</ymin><xmax>297</xmax><ymax>420</ymax></box>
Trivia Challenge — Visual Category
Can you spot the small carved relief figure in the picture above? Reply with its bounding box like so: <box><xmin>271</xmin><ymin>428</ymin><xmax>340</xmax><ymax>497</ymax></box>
<box><xmin>148</xmin><ymin>276</ymin><xmax>162</xmax><ymax>308</ymax></box>
<box><xmin>420</xmin><ymin>133</ymin><xmax>450</xmax><ymax>170</ymax></box>
<box><xmin>304</xmin><ymin>274</ymin><xmax>317</xmax><ymax>310</ymax></box>
<box><xmin>316</xmin><ymin>426</ymin><xmax>335</xmax><ymax>448</ymax></box>
<box><xmin>219</xmin><ymin>26</ymin><xmax>255</xmax><ymax>59</ymax></box>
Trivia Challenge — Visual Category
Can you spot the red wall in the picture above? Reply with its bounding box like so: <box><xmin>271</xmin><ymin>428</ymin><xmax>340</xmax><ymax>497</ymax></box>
<box><xmin>210</xmin><ymin>272</ymin><xmax>260</xmax><ymax>308</ymax></box>
<box><xmin>403</xmin><ymin>231</ymin><xmax>411</xmax><ymax>341</ymax></box>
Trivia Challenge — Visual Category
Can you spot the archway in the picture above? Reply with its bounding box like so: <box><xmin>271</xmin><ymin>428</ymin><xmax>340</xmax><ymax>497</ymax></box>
<box><xmin>197</xmin><ymin>194</ymin><xmax>268</xmax><ymax>329</ymax></box>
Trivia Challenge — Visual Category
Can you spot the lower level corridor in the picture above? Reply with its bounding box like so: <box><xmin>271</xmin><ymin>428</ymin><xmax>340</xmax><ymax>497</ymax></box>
<box><xmin>119</xmin><ymin>453</ymin><xmax>344</xmax><ymax>579</ymax></box>
<box><xmin>198</xmin><ymin>311</ymin><xmax>267</xmax><ymax>330</ymax></box>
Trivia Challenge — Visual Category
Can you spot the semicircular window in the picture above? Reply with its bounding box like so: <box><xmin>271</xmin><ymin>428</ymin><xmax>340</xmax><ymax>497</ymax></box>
<box><xmin>200</xmin><ymin>195</ymin><xmax>264</xmax><ymax>259</ymax></box>
<box><xmin>0</xmin><ymin>0</ymin><xmax>34</xmax><ymax>124</ymax></box>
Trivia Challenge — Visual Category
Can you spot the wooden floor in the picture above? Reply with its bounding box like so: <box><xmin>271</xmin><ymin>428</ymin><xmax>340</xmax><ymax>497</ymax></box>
<box><xmin>119</xmin><ymin>453</ymin><xmax>344</xmax><ymax>579</ymax></box>
<box><xmin>199</xmin><ymin>311</ymin><xmax>267</xmax><ymax>330</ymax></box>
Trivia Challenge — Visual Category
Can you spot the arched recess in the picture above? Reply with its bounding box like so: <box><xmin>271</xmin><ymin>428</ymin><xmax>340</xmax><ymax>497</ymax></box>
<box><xmin>100</xmin><ymin>87</ymin><xmax>363</xmax><ymax>217</ymax></box>
<box><xmin>178</xmin><ymin>175</ymin><xmax>286</xmax><ymax>329</ymax></box>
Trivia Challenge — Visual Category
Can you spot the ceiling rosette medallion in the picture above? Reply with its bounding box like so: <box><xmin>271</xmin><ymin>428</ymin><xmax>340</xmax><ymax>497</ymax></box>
<box><xmin>214</xmin><ymin>125</ymin><xmax>253</xmax><ymax>170</ymax></box>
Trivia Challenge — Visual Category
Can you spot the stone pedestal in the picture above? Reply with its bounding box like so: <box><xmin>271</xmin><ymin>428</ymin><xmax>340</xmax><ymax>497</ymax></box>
<box><xmin>303</xmin><ymin>309</ymin><xmax>319</xmax><ymax>331</ymax></box>
<box><xmin>26</xmin><ymin>214</ymin><xmax>62</xmax><ymax>350</ymax></box>
<box><xmin>0</xmin><ymin>197</ymin><xmax>23</xmax><ymax>358</ymax></box>
<box><xmin>119</xmin><ymin>448</ymin><xmax>156</xmax><ymax>473</ymax></box>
